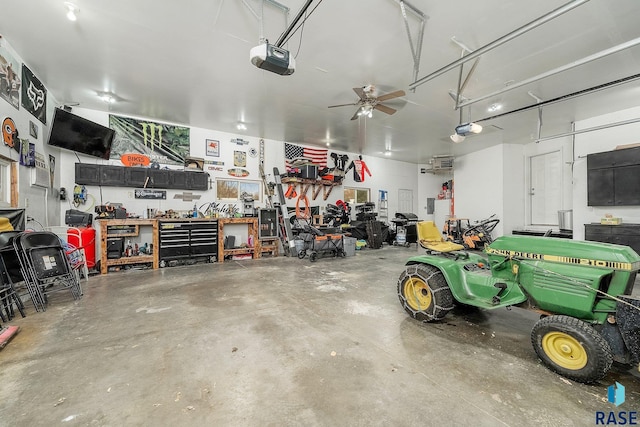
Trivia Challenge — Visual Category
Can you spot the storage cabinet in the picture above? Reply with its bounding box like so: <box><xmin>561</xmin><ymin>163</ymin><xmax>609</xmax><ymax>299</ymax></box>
<box><xmin>158</xmin><ymin>219</ymin><xmax>218</xmax><ymax>266</ymax></box>
<box><xmin>100</xmin><ymin>165</ymin><xmax>126</xmax><ymax>186</ymax></box>
<box><xmin>584</xmin><ymin>223</ymin><xmax>640</xmax><ymax>254</ymax></box>
<box><xmin>74</xmin><ymin>163</ymin><xmax>208</xmax><ymax>190</ymax></box>
<box><xmin>587</xmin><ymin>147</ymin><xmax>640</xmax><ymax>206</ymax></box>
<box><xmin>75</xmin><ymin>163</ymin><xmax>101</xmax><ymax>186</ymax></box>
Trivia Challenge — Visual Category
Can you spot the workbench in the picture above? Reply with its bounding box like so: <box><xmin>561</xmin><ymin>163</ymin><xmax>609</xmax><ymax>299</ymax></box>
<box><xmin>218</xmin><ymin>217</ymin><xmax>261</xmax><ymax>263</ymax></box>
<box><xmin>98</xmin><ymin>219</ymin><xmax>159</xmax><ymax>274</ymax></box>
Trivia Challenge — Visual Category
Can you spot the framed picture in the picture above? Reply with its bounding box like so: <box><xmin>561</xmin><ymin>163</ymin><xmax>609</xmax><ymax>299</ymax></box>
<box><xmin>29</xmin><ymin>121</ymin><xmax>38</xmax><ymax>139</ymax></box>
<box><xmin>206</xmin><ymin>139</ymin><xmax>219</xmax><ymax>157</ymax></box>
<box><xmin>234</xmin><ymin>150</ymin><xmax>246</xmax><ymax>167</ymax></box>
<box><xmin>216</xmin><ymin>179</ymin><xmax>261</xmax><ymax>202</ymax></box>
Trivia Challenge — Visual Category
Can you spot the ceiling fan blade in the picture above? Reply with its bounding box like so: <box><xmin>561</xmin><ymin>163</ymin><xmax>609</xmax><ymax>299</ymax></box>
<box><xmin>374</xmin><ymin>104</ymin><xmax>397</xmax><ymax>115</ymax></box>
<box><xmin>328</xmin><ymin>103</ymin><xmax>357</xmax><ymax>108</ymax></box>
<box><xmin>376</xmin><ymin>90</ymin><xmax>406</xmax><ymax>102</ymax></box>
<box><xmin>350</xmin><ymin>108</ymin><xmax>363</xmax><ymax>120</ymax></box>
<box><xmin>353</xmin><ymin>87</ymin><xmax>367</xmax><ymax>100</ymax></box>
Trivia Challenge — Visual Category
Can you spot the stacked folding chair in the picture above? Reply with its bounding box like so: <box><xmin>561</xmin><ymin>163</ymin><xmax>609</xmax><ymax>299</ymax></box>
<box><xmin>0</xmin><ymin>231</ymin><xmax>27</xmax><ymax>319</ymax></box>
<box><xmin>13</xmin><ymin>231</ymin><xmax>83</xmax><ymax>312</ymax></box>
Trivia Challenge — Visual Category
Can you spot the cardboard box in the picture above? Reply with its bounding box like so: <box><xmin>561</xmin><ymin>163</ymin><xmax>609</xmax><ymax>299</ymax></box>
<box><xmin>601</xmin><ymin>217</ymin><xmax>622</xmax><ymax>225</ymax></box>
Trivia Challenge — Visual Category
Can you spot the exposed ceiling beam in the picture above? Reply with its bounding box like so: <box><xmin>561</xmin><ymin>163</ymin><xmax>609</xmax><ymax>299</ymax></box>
<box><xmin>408</xmin><ymin>0</ymin><xmax>590</xmax><ymax>90</ymax></box>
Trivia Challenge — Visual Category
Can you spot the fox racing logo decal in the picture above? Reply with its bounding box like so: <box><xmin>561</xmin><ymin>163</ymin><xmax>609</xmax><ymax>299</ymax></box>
<box><xmin>26</xmin><ymin>80</ymin><xmax>45</xmax><ymax>111</ymax></box>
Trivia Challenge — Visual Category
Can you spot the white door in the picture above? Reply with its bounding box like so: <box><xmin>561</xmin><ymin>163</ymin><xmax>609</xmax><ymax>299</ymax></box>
<box><xmin>398</xmin><ymin>189</ymin><xmax>413</xmax><ymax>215</ymax></box>
<box><xmin>530</xmin><ymin>151</ymin><xmax>562</xmax><ymax>225</ymax></box>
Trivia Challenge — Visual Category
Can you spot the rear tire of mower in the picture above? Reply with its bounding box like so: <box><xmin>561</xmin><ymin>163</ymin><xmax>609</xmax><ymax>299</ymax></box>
<box><xmin>531</xmin><ymin>315</ymin><xmax>613</xmax><ymax>384</ymax></box>
<box><xmin>397</xmin><ymin>264</ymin><xmax>453</xmax><ymax>322</ymax></box>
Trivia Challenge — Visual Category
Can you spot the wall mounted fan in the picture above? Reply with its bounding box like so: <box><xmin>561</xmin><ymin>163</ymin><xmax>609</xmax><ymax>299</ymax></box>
<box><xmin>328</xmin><ymin>85</ymin><xmax>406</xmax><ymax>120</ymax></box>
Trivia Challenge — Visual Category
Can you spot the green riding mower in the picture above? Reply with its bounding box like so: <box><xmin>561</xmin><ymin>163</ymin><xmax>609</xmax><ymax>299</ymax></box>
<box><xmin>398</xmin><ymin>227</ymin><xmax>640</xmax><ymax>384</ymax></box>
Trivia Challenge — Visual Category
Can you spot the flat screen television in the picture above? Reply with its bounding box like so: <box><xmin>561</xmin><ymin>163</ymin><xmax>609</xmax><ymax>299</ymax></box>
<box><xmin>47</xmin><ymin>108</ymin><xmax>115</xmax><ymax>160</ymax></box>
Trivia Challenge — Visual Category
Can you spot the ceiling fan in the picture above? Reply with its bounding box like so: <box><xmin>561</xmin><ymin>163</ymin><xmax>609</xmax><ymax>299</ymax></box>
<box><xmin>328</xmin><ymin>85</ymin><xmax>406</xmax><ymax>120</ymax></box>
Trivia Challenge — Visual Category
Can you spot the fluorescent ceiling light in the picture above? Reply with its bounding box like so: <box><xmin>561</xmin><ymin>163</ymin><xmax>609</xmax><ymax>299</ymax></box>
<box><xmin>65</xmin><ymin>2</ymin><xmax>79</xmax><ymax>21</ymax></box>
<box><xmin>98</xmin><ymin>92</ymin><xmax>116</xmax><ymax>103</ymax></box>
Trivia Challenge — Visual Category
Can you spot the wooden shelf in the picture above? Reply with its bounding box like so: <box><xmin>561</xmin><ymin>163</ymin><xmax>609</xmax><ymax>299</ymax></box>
<box><xmin>281</xmin><ymin>177</ymin><xmax>340</xmax><ymax>201</ymax></box>
<box><xmin>218</xmin><ymin>217</ymin><xmax>260</xmax><ymax>263</ymax></box>
<box><xmin>99</xmin><ymin>219</ymin><xmax>159</xmax><ymax>274</ymax></box>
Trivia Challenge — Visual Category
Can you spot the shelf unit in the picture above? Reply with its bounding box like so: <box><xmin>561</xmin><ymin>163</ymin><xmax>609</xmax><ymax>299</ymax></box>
<box><xmin>281</xmin><ymin>177</ymin><xmax>340</xmax><ymax>201</ymax></box>
<box><xmin>218</xmin><ymin>217</ymin><xmax>261</xmax><ymax>263</ymax></box>
<box><xmin>98</xmin><ymin>219</ymin><xmax>159</xmax><ymax>274</ymax></box>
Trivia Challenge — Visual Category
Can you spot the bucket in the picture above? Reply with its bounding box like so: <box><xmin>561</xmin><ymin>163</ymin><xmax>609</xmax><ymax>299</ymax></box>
<box><xmin>558</xmin><ymin>210</ymin><xmax>573</xmax><ymax>231</ymax></box>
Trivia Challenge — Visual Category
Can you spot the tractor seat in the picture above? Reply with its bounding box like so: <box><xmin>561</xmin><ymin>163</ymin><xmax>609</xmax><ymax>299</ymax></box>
<box><xmin>417</xmin><ymin>221</ymin><xmax>465</xmax><ymax>253</ymax></box>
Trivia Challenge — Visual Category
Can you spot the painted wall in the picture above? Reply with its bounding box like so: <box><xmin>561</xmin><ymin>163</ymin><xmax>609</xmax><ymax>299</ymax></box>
<box><xmin>572</xmin><ymin>105</ymin><xmax>640</xmax><ymax>240</ymax></box>
<box><xmin>0</xmin><ymin>39</ymin><xmax>61</xmax><ymax>229</ymax></box>
<box><xmin>59</xmin><ymin>108</ymin><xmax>424</xmax><ymax>232</ymax></box>
<box><xmin>501</xmin><ymin>143</ymin><xmax>526</xmax><ymax>237</ymax></box>
<box><xmin>417</xmin><ymin>165</ymin><xmax>452</xmax><ymax>222</ymax></box>
<box><xmin>453</xmin><ymin>144</ymin><xmax>507</xmax><ymax>237</ymax></box>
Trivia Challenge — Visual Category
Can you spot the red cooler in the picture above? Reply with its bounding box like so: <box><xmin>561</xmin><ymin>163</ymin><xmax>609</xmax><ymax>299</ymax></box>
<box><xmin>67</xmin><ymin>227</ymin><xmax>96</xmax><ymax>269</ymax></box>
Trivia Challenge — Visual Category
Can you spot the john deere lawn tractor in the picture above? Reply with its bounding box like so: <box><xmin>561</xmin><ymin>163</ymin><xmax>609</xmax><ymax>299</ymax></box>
<box><xmin>397</xmin><ymin>221</ymin><xmax>640</xmax><ymax>383</ymax></box>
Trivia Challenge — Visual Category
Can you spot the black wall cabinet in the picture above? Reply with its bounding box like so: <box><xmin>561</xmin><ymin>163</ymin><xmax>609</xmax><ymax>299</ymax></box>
<box><xmin>587</xmin><ymin>146</ymin><xmax>640</xmax><ymax>206</ymax></box>
<box><xmin>75</xmin><ymin>163</ymin><xmax>208</xmax><ymax>190</ymax></box>
<box><xmin>584</xmin><ymin>223</ymin><xmax>640</xmax><ymax>254</ymax></box>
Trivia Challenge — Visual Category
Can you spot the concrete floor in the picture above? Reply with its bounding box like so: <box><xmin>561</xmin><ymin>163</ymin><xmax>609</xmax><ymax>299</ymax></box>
<box><xmin>0</xmin><ymin>245</ymin><xmax>638</xmax><ymax>426</ymax></box>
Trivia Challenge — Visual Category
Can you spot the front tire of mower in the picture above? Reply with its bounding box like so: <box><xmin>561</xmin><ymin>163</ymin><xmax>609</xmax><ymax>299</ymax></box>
<box><xmin>397</xmin><ymin>264</ymin><xmax>453</xmax><ymax>322</ymax></box>
<box><xmin>531</xmin><ymin>315</ymin><xmax>613</xmax><ymax>384</ymax></box>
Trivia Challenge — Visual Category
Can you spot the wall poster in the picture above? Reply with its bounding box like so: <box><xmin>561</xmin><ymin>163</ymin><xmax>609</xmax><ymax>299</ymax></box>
<box><xmin>0</xmin><ymin>47</ymin><xmax>21</xmax><ymax>110</ymax></box>
<box><xmin>21</xmin><ymin>65</ymin><xmax>47</xmax><ymax>124</ymax></box>
<box><xmin>109</xmin><ymin>114</ymin><xmax>190</xmax><ymax>166</ymax></box>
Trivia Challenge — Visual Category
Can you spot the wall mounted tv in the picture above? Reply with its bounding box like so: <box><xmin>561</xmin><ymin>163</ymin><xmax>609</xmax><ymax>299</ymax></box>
<box><xmin>47</xmin><ymin>108</ymin><xmax>115</xmax><ymax>160</ymax></box>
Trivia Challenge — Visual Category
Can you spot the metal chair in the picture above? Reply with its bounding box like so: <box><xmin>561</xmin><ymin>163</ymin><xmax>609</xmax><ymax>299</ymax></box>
<box><xmin>0</xmin><ymin>231</ymin><xmax>29</xmax><ymax>317</ymax></box>
<box><xmin>13</xmin><ymin>231</ymin><xmax>82</xmax><ymax>312</ymax></box>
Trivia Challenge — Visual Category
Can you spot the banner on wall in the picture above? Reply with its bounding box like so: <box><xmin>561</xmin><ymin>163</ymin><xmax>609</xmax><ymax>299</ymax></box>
<box><xmin>0</xmin><ymin>48</ymin><xmax>21</xmax><ymax>110</ymax></box>
<box><xmin>21</xmin><ymin>65</ymin><xmax>46</xmax><ymax>124</ymax></box>
<box><xmin>284</xmin><ymin>142</ymin><xmax>328</xmax><ymax>171</ymax></box>
<box><xmin>109</xmin><ymin>114</ymin><xmax>190</xmax><ymax>166</ymax></box>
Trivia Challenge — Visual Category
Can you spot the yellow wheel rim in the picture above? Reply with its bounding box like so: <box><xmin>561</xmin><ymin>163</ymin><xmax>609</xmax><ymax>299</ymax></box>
<box><xmin>541</xmin><ymin>331</ymin><xmax>588</xmax><ymax>370</ymax></box>
<box><xmin>404</xmin><ymin>277</ymin><xmax>432</xmax><ymax>311</ymax></box>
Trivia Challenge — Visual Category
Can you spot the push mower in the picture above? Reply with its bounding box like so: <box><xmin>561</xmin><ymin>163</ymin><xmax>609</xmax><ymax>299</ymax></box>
<box><xmin>397</xmin><ymin>221</ymin><xmax>640</xmax><ymax>383</ymax></box>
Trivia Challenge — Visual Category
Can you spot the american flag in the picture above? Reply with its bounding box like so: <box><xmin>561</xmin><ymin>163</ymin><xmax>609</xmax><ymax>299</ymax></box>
<box><xmin>284</xmin><ymin>142</ymin><xmax>328</xmax><ymax>171</ymax></box>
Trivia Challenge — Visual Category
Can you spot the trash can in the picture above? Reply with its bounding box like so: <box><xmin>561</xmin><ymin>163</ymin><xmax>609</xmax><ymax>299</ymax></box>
<box><xmin>344</xmin><ymin>236</ymin><xmax>356</xmax><ymax>257</ymax></box>
<box><xmin>558</xmin><ymin>210</ymin><xmax>573</xmax><ymax>232</ymax></box>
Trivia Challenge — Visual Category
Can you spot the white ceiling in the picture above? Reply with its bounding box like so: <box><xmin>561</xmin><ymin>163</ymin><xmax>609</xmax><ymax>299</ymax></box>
<box><xmin>3</xmin><ymin>0</ymin><xmax>640</xmax><ymax>163</ymax></box>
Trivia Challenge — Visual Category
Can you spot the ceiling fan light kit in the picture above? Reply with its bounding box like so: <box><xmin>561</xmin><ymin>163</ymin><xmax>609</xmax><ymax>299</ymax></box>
<box><xmin>328</xmin><ymin>87</ymin><xmax>405</xmax><ymax>120</ymax></box>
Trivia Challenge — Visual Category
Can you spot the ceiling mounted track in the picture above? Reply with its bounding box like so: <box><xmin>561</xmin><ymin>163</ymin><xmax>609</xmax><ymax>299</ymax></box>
<box><xmin>474</xmin><ymin>72</ymin><xmax>640</xmax><ymax>124</ymax></box>
<box><xmin>395</xmin><ymin>0</ymin><xmax>428</xmax><ymax>87</ymax></box>
<box><xmin>242</xmin><ymin>0</ymin><xmax>290</xmax><ymax>44</ymax></box>
<box><xmin>458</xmin><ymin>37</ymin><xmax>640</xmax><ymax>109</ymax></box>
<box><xmin>408</xmin><ymin>0</ymin><xmax>590</xmax><ymax>91</ymax></box>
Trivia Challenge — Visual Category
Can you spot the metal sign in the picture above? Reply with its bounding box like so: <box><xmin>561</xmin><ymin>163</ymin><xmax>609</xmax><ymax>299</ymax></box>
<box><xmin>134</xmin><ymin>189</ymin><xmax>166</xmax><ymax>199</ymax></box>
